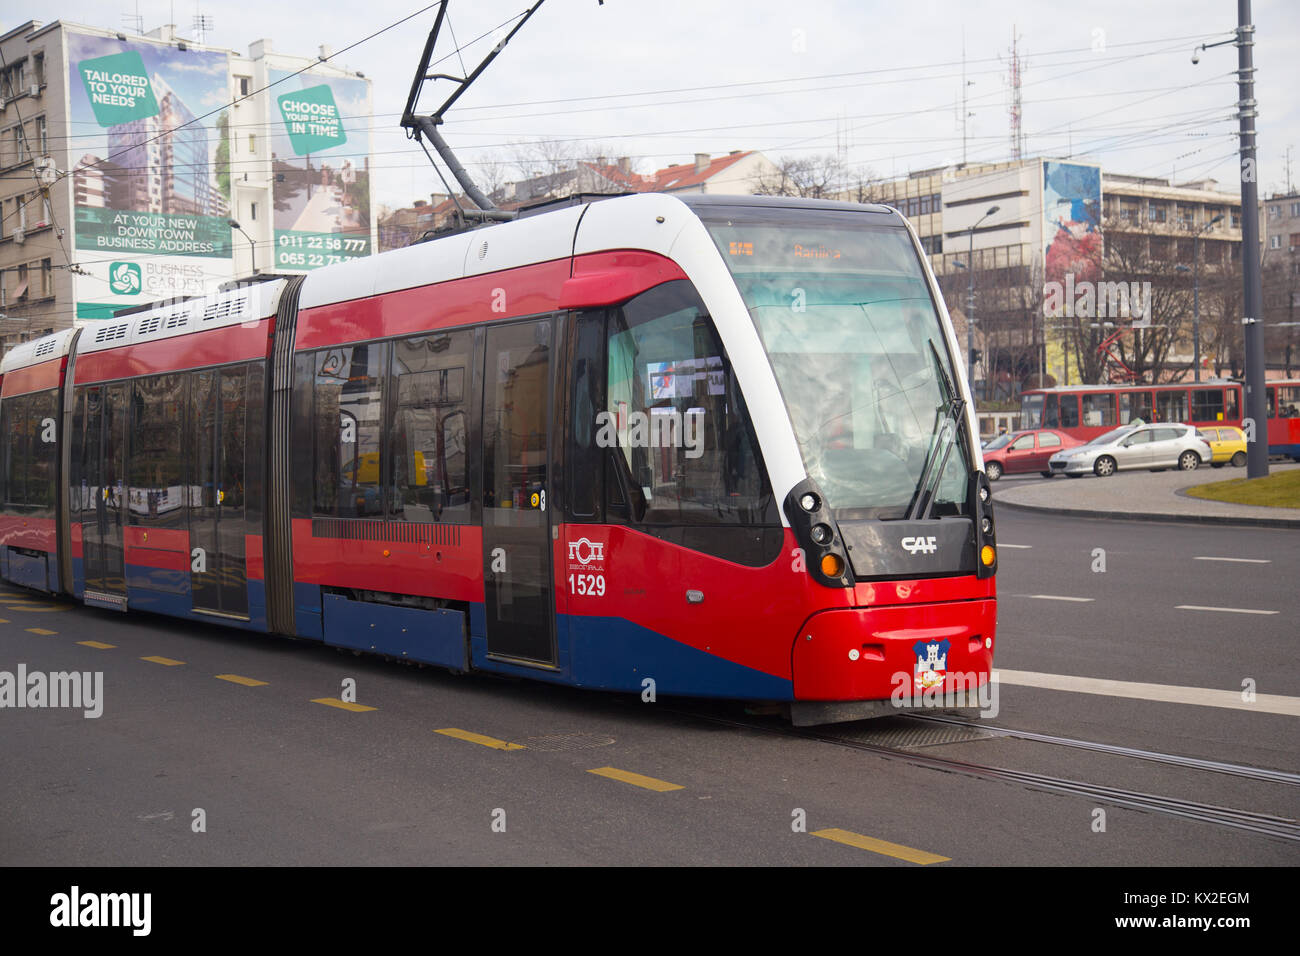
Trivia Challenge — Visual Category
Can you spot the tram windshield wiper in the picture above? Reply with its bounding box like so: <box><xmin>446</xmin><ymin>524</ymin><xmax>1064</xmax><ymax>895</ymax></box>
<box><xmin>907</xmin><ymin>341</ymin><xmax>965</xmax><ymax>520</ymax></box>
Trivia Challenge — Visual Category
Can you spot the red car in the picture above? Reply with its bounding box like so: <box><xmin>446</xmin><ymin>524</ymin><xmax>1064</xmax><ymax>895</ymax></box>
<box><xmin>982</xmin><ymin>428</ymin><xmax>1085</xmax><ymax>480</ymax></box>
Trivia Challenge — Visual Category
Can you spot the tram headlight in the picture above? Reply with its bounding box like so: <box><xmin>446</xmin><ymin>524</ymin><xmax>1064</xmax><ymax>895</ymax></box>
<box><xmin>799</xmin><ymin>492</ymin><xmax>820</xmax><ymax>512</ymax></box>
<box><xmin>981</xmin><ymin>516</ymin><xmax>992</xmax><ymax>535</ymax></box>
<box><xmin>978</xmin><ymin>485</ymin><xmax>990</xmax><ymax>503</ymax></box>
<box><xmin>810</xmin><ymin>523</ymin><xmax>832</xmax><ymax>545</ymax></box>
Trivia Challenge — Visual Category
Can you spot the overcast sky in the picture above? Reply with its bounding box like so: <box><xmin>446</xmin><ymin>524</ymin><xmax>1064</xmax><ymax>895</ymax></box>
<box><xmin>32</xmin><ymin>0</ymin><xmax>1300</xmax><ymax>210</ymax></box>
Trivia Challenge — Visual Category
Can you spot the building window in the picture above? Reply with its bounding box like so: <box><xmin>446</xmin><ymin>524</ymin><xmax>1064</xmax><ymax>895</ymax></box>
<box><xmin>1292</xmin><ymin>202</ymin><xmax>1300</xmax><ymax>217</ymax></box>
<box><xmin>39</xmin><ymin>259</ymin><xmax>52</xmax><ymax>298</ymax></box>
<box><xmin>1272</xmin><ymin>235</ymin><xmax>1283</xmax><ymax>249</ymax></box>
<box><xmin>1231</xmin><ymin>209</ymin><xmax>1241</xmax><ymax>228</ymax></box>
<box><xmin>250</xmin><ymin>202</ymin><xmax>258</xmax><ymax>221</ymax></box>
<box><xmin>36</xmin><ymin>116</ymin><xmax>46</xmax><ymax>154</ymax></box>
<box><xmin>32</xmin><ymin>53</ymin><xmax>44</xmax><ymax>87</ymax></box>
<box><xmin>237</xmin><ymin>76</ymin><xmax>251</xmax><ymax>97</ymax></box>
<box><xmin>1148</xmin><ymin>201</ymin><xmax>1166</xmax><ymax>223</ymax></box>
<box><xmin>920</xmin><ymin>194</ymin><xmax>932</xmax><ymax>215</ymax></box>
<box><xmin>1270</xmin><ymin>205</ymin><xmax>1282</xmax><ymax>219</ymax></box>
<box><xmin>248</xmin><ymin>133</ymin><xmax>256</xmax><ymax>153</ymax></box>
<box><xmin>1290</xmin><ymin>233</ymin><xmax>1300</xmax><ymax>251</ymax></box>
<box><xmin>1178</xmin><ymin>204</ymin><xmax>1193</xmax><ymax>224</ymax></box>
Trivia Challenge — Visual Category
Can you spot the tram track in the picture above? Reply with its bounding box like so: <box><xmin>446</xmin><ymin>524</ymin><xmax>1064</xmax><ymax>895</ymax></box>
<box><xmin>908</xmin><ymin>713</ymin><xmax>1300</xmax><ymax>787</ymax></box>
<box><xmin>668</xmin><ymin>706</ymin><xmax>1300</xmax><ymax>844</ymax></box>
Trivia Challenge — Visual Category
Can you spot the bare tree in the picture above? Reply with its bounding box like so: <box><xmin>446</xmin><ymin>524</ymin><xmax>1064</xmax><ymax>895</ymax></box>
<box><xmin>751</xmin><ymin>154</ymin><xmax>848</xmax><ymax>199</ymax></box>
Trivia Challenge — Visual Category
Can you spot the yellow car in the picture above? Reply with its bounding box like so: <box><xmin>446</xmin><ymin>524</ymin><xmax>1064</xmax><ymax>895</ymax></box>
<box><xmin>1196</xmin><ymin>425</ymin><xmax>1248</xmax><ymax>467</ymax></box>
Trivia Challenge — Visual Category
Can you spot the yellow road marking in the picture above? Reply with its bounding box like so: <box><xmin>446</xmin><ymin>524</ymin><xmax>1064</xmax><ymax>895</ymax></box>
<box><xmin>435</xmin><ymin>728</ymin><xmax>525</xmax><ymax>751</ymax></box>
<box><xmin>25</xmin><ymin>627</ymin><xmax>57</xmax><ymax>636</ymax></box>
<box><xmin>311</xmin><ymin>697</ymin><xmax>376</xmax><ymax>712</ymax></box>
<box><xmin>0</xmin><ymin>617</ymin><xmax>9</xmax><ymax>624</ymax></box>
<box><xmin>77</xmin><ymin>640</ymin><xmax>116</xmax><ymax>649</ymax></box>
<box><xmin>811</xmin><ymin>828</ymin><xmax>950</xmax><ymax>864</ymax></box>
<box><xmin>216</xmin><ymin>673</ymin><xmax>268</xmax><ymax>687</ymax></box>
<box><xmin>141</xmin><ymin>655</ymin><xmax>184</xmax><ymax>666</ymax></box>
<box><xmin>3</xmin><ymin>605</ymin><xmax>69</xmax><ymax>612</ymax></box>
<box><xmin>587</xmin><ymin>767</ymin><xmax>683</xmax><ymax>792</ymax></box>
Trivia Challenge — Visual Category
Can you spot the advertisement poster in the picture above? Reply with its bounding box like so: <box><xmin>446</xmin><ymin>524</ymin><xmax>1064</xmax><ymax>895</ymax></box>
<box><xmin>1041</xmin><ymin>161</ymin><xmax>1103</xmax><ymax>379</ymax></box>
<box><xmin>268</xmin><ymin>68</ymin><xmax>371</xmax><ymax>271</ymax></box>
<box><xmin>66</xmin><ymin>30</ymin><xmax>232</xmax><ymax>320</ymax></box>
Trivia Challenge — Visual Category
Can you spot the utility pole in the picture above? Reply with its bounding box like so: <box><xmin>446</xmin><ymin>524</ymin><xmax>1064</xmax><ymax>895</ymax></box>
<box><xmin>1194</xmin><ymin>2</ymin><xmax>1268</xmax><ymax>477</ymax></box>
<box><xmin>1236</xmin><ymin>0</ymin><xmax>1269</xmax><ymax>477</ymax></box>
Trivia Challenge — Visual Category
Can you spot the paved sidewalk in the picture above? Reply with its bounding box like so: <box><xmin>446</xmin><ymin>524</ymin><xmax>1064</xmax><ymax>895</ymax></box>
<box><xmin>991</xmin><ymin>461</ymin><xmax>1300</xmax><ymax>527</ymax></box>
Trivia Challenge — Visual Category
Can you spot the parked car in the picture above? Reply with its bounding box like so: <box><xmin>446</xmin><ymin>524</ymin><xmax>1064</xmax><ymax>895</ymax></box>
<box><xmin>1047</xmin><ymin>423</ymin><xmax>1212</xmax><ymax>477</ymax></box>
<box><xmin>1197</xmin><ymin>425</ymin><xmax>1248</xmax><ymax>468</ymax></box>
<box><xmin>983</xmin><ymin>428</ymin><xmax>1086</xmax><ymax>480</ymax></box>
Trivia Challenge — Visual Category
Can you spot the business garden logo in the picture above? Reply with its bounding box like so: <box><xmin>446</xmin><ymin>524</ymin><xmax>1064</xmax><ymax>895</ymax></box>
<box><xmin>109</xmin><ymin>261</ymin><xmax>141</xmax><ymax>295</ymax></box>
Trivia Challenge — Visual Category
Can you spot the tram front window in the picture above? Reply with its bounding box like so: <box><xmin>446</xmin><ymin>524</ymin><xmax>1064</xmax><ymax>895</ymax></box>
<box><xmin>703</xmin><ymin>208</ymin><xmax>971</xmax><ymax>519</ymax></box>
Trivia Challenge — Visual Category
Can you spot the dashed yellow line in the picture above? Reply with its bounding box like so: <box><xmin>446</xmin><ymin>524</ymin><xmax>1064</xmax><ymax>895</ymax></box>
<box><xmin>436</xmin><ymin>727</ymin><xmax>525</xmax><ymax>751</ymax></box>
<box><xmin>0</xmin><ymin>617</ymin><xmax>9</xmax><ymax>624</ymax></box>
<box><xmin>587</xmin><ymin>767</ymin><xmax>683</xmax><ymax>792</ymax></box>
<box><xmin>311</xmin><ymin>697</ymin><xmax>376</xmax><ymax>712</ymax></box>
<box><xmin>77</xmin><ymin>640</ymin><xmax>116</xmax><ymax>649</ymax></box>
<box><xmin>25</xmin><ymin>627</ymin><xmax>57</xmax><ymax>636</ymax></box>
<box><xmin>3</xmin><ymin>605</ymin><xmax>68</xmax><ymax>612</ymax></box>
<box><xmin>216</xmin><ymin>674</ymin><xmax>268</xmax><ymax>687</ymax></box>
<box><xmin>140</xmin><ymin>655</ymin><xmax>184</xmax><ymax>666</ymax></box>
<box><xmin>811</xmin><ymin>828</ymin><xmax>950</xmax><ymax>864</ymax></box>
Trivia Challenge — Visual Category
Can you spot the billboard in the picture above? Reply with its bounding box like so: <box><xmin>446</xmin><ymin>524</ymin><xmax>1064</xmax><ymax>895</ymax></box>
<box><xmin>66</xmin><ymin>30</ymin><xmax>233</xmax><ymax>320</ymax></box>
<box><xmin>268</xmin><ymin>68</ymin><xmax>371</xmax><ymax>271</ymax></box>
<box><xmin>1041</xmin><ymin>161</ymin><xmax>1103</xmax><ymax>379</ymax></box>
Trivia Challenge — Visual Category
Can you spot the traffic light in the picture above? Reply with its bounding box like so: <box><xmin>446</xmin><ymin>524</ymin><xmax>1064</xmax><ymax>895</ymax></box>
<box><xmin>969</xmin><ymin>348</ymin><xmax>982</xmax><ymax>365</ymax></box>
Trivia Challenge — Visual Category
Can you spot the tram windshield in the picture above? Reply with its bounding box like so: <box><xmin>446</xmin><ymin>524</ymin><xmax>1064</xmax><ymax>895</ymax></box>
<box><xmin>701</xmin><ymin>206</ymin><xmax>971</xmax><ymax>519</ymax></box>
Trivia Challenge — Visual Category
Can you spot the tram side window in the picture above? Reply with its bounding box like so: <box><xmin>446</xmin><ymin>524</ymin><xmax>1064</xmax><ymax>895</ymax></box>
<box><xmin>1277</xmin><ymin>386</ymin><xmax>1300</xmax><ymax>418</ymax></box>
<box><xmin>1058</xmin><ymin>395</ymin><xmax>1079</xmax><ymax>428</ymax></box>
<box><xmin>129</xmin><ymin>374</ymin><xmax>185</xmax><ymax>526</ymax></box>
<box><xmin>1</xmin><ymin>396</ymin><xmax>29</xmax><ymax>509</ymax></box>
<box><xmin>1042</xmin><ymin>395</ymin><xmax>1059</xmax><ymax>428</ymax></box>
<box><xmin>1081</xmin><ymin>393</ymin><xmax>1115</xmax><ymax>427</ymax></box>
<box><xmin>245</xmin><ymin>361</ymin><xmax>266</xmax><ymax>526</ymax></box>
<box><xmin>313</xmin><ymin>343</ymin><xmax>386</xmax><ymax>518</ymax></box>
<box><xmin>604</xmin><ymin>281</ymin><xmax>773</xmax><ymax>525</ymax></box>
<box><xmin>387</xmin><ymin>331</ymin><xmax>471</xmax><ymax>523</ymax></box>
<box><xmin>1156</xmin><ymin>390</ymin><xmax>1188</xmax><ymax>423</ymax></box>
<box><xmin>2</xmin><ymin>391</ymin><xmax>58</xmax><ymax>514</ymax></box>
<box><xmin>1191</xmin><ymin>388</ymin><xmax>1225</xmax><ymax>422</ymax></box>
<box><xmin>291</xmin><ymin>354</ymin><xmax>315</xmax><ymax>517</ymax></box>
<box><xmin>568</xmin><ymin>311</ymin><xmax>606</xmax><ymax>520</ymax></box>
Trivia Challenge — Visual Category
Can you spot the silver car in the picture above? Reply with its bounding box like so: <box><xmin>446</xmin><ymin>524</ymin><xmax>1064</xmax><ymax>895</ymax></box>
<box><xmin>1047</xmin><ymin>423</ymin><xmax>1212</xmax><ymax>478</ymax></box>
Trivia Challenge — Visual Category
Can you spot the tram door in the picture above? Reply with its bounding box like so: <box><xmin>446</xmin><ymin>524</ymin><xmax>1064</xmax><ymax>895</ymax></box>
<box><xmin>81</xmin><ymin>383</ymin><xmax>127</xmax><ymax>599</ymax></box>
<box><xmin>189</xmin><ymin>367</ymin><xmax>249</xmax><ymax>617</ymax></box>
<box><xmin>482</xmin><ymin>319</ymin><xmax>557</xmax><ymax>665</ymax></box>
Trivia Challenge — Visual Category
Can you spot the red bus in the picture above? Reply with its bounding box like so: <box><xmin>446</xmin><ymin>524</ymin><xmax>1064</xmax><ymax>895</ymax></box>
<box><xmin>1018</xmin><ymin>380</ymin><xmax>1300</xmax><ymax>460</ymax></box>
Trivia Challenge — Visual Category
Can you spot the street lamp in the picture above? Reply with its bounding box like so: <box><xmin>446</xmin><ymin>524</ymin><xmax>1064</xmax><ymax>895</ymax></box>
<box><xmin>965</xmin><ymin>204</ymin><xmax>1000</xmax><ymax>399</ymax></box>
<box><xmin>1176</xmin><ymin>213</ymin><xmax>1224</xmax><ymax>383</ymax></box>
<box><xmin>229</xmin><ymin>219</ymin><xmax>257</xmax><ymax>277</ymax></box>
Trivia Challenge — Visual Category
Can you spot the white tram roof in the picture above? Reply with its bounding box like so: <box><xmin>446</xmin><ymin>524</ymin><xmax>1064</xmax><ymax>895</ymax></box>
<box><xmin>74</xmin><ymin>281</ymin><xmax>286</xmax><ymax>357</ymax></box>
<box><xmin>299</xmin><ymin>192</ymin><xmax>903</xmax><ymax>311</ymax></box>
<box><xmin>0</xmin><ymin>327</ymin><xmax>79</xmax><ymax>374</ymax></box>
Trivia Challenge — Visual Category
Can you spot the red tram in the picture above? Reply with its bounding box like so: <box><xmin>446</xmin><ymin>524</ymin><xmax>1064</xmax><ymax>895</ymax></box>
<box><xmin>0</xmin><ymin>194</ymin><xmax>997</xmax><ymax>724</ymax></box>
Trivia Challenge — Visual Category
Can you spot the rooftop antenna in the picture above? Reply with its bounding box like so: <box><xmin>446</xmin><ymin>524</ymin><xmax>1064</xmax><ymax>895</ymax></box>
<box><xmin>1285</xmin><ymin>144</ymin><xmax>1294</xmax><ymax>193</ymax></box>
<box><xmin>121</xmin><ymin>1</ymin><xmax>143</xmax><ymax>35</ymax></box>
<box><xmin>960</xmin><ymin>30</ymin><xmax>974</xmax><ymax>166</ymax></box>
<box><xmin>1005</xmin><ymin>27</ymin><xmax>1025</xmax><ymax>161</ymax></box>
<box><xmin>193</xmin><ymin>11</ymin><xmax>214</xmax><ymax>45</ymax></box>
<box><xmin>401</xmin><ymin>0</ymin><xmax>547</xmax><ymax>223</ymax></box>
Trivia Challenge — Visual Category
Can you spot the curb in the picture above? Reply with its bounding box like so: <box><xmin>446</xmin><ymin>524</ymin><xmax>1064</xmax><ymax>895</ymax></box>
<box><xmin>993</xmin><ymin>494</ymin><xmax>1300</xmax><ymax>530</ymax></box>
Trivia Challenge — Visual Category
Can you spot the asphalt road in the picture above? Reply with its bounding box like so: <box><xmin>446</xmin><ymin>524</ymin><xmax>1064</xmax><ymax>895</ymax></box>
<box><xmin>1</xmin><ymin>506</ymin><xmax>1296</xmax><ymax>867</ymax></box>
